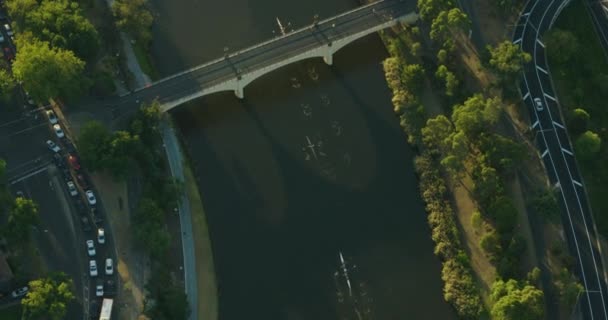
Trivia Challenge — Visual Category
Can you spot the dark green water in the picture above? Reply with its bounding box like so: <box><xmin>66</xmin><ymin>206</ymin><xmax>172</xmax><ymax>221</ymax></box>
<box><xmin>148</xmin><ymin>0</ymin><xmax>457</xmax><ymax>319</ymax></box>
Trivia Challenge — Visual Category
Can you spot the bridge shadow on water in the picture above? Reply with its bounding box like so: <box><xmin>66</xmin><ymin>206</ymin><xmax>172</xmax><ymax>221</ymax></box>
<box><xmin>170</xmin><ymin>35</ymin><xmax>456</xmax><ymax>320</ymax></box>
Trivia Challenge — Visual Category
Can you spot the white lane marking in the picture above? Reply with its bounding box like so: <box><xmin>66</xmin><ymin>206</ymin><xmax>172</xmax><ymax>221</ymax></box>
<box><xmin>9</xmin><ymin>166</ymin><xmax>48</xmax><ymax>184</ymax></box>
<box><xmin>536</xmin><ymin>65</ymin><xmax>549</xmax><ymax>74</ymax></box>
<box><xmin>536</xmin><ymin>38</ymin><xmax>545</xmax><ymax>47</ymax></box>
<box><xmin>553</xmin><ymin>121</ymin><xmax>564</xmax><ymax>129</ymax></box>
<box><xmin>541</xmin><ymin>149</ymin><xmax>549</xmax><ymax>158</ymax></box>
<box><xmin>544</xmin><ymin>92</ymin><xmax>557</xmax><ymax>101</ymax></box>
<box><xmin>532</xmin><ymin>0</ymin><xmax>608</xmax><ymax>316</ymax></box>
<box><xmin>513</xmin><ymin>38</ymin><xmax>522</xmax><ymax>44</ymax></box>
<box><xmin>523</xmin><ymin>92</ymin><xmax>530</xmax><ymax>100</ymax></box>
<box><xmin>562</xmin><ymin>147</ymin><xmax>573</xmax><ymax>156</ymax></box>
<box><xmin>532</xmin><ymin>120</ymin><xmax>539</xmax><ymax>129</ymax></box>
<box><xmin>573</xmin><ymin>180</ymin><xmax>583</xmax><ymax>187</ymax></box>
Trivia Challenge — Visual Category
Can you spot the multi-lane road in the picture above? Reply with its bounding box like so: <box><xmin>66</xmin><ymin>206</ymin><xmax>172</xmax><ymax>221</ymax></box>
<box><xmin>514</xmin><ymin>0</ymin><xmax>608</xmax><ymax>318</ymax></box>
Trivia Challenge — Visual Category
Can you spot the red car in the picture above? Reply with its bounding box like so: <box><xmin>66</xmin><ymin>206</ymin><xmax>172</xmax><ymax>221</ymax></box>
<box><xmin>68</xmin><ymin>154</ymin><xmax>81</xmax><ymax>171</ymax></box>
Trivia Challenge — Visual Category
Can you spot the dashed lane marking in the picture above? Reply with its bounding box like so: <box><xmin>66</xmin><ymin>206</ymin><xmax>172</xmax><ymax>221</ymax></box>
<box><xmin>536</xmin><ymin>65</ymin><xmax>549</xmax><ymax>74</ymax></box>
<box><xmin>523</xmin><ymin>92</ymin><xmax>530</xmax><ymax>100</ymax></box>
<box><xmin>573</xmin><ymin>180</ymin><xmax>583</xmax><ymax>187</ymax></box>
<box><xmin>532</xmin><ymin>120</ymin><xmax>539</xmax><ymax>129</ymax></box>
<box><xmin>542</xmin><ymin>149</ymin><xmax>549</xmax><ymax>158</ymax></box>
<box><xmin>553</xmin><ymin>121</ymin><xmax>564</xmax><ymax>129</ymax></box>
<box><xmin>536</xmin><ymin>38</ymin><xmax>545</xmax><ymax>47</ymax></box>
<box><xmin>562</xmin><ymin>147</ymin><xmax>574</xmax><ymax>156</ymax></box>
<box><xmin>513</xmin><ymin>38</ymin><xmax>522</xmax><ymax>45</ymax></box>
<box><xmin>544</xmin><ymin>92</ymin><xmax>557</xmax><ymax>101</ymax></box>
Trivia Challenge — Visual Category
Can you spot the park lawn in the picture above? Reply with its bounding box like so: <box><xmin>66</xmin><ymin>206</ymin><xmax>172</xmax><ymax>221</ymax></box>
<box><xmin>547</xmin><ymin>0</ymin><xmax>608</xmax><ymax>236</ymax></box>
<box><xmin>0</xmin><ymin>304</ymin><xmax>22</xmax><ymax>320</ymax></box>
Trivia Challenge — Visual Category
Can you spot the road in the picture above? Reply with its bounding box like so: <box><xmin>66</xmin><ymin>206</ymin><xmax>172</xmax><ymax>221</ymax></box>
<box><xmin>583</xmin><ymin>0</ymin><xmax>608</xmax><ymax>58</ymax></box>
<box><xmin>514</xmin><ymin>0</ymin><xmax>608</xmax><ymax>318</ymax></box>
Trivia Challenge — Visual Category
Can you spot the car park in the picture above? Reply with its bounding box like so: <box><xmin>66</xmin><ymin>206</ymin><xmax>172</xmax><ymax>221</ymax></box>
<box><xmin>97</xmin><ymin>228</ymin><xmax>105</xmax><ymax>244</ymax></box>
<box><xmin>46</xmin><ymin>140</ymin><xmax>60</xmax><ymax>153</ymax></box>
<box><xmin>67</xmin><ymin>181</ymin><xmax>78</xmax><ymax>196</ymax></box>
<box><xmin>86</xmin><ymin>240</ymin><xmax>96</xmax><ymax>257</ymax></box>
<box><xmin>86</xmin><ymin>190</ymin><xmax>97</xmax><ymax>205</ymax></box>
<box><xmin>53</xmin><ymin>124</ymin><xmax>65</xmax><ymax>138</ymax></box>
<box><xmin>105</xmin><ymin>258</ymin><xmax>113</xmax><ymax>275</ymax></box>
<box><xmin>89</xmin><ymin>260</ymin><xmax>98</xmax><ymax>277</ymax></box>
<box><xmin>95</xmin><ymin>280</ymin><xmax>104</xmax><ymax>297</ymax></box>
<box><xmin>534</xmin><ymin>97</ymin><xmax>543</xmax><ymax>111</ymax></box>
<box><xmin>46</xmin><ymin>110</ymin><xmax>58</xmax><ymax>124</ymax></box>
<box><xmin>10</xmin><ymin>286</ymin><xmax>28</xmax><ymax>298</ymax></box>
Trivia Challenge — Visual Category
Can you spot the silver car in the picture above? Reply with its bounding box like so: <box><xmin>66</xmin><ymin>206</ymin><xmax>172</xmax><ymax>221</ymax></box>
<box><xmin>533</xmin><ymin>97</ymin><xmax>543</xmax><ymax>111</ymax></box>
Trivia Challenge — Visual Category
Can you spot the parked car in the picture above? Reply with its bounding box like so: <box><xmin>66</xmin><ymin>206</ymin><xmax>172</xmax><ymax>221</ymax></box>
<box><xmin>89</xmin><ymin>260</ymin><xmax>98</xmax><ymax>277</ymax></box>
<box><xmin>4</xmin><ymin>23</ymin><xmax>13</xmax><ymax>36</ymax></box>
<box><xmin>80</xmin><ymin>216</ymin><xmax>92</xmax><ymax>232</ymax></box>
<box><xmin>68</xmin><ymin>154</ymin><xmax>81</xmax><ymax>171</ymax></box>
<box><xmin>86</xmin><ymin>190</ymin><xmax>97</xmax><ymax>205</ymax></box>
<box><xmin>3</xmin><ymin>47</ymin><xmax>13</xmax><ymax>61</ymax></box>
<box><xmin>52</xmin><ymin>153</ymin><xmax>64</xmax><ymax>168</ymax></box>
<box><xmin>10</xmin><ymin>286</ymin><xmax>28</xmax><ymax>298</ymax></box>
<box><xmin>86</xmin><ymin>240</ymin><xmax>96</xmax><ymax>257</ymax></box>
<box><xmin>46</xmin><ymin>140</ymin><xmax>60</xmax><ymax>153</ymax></box>
<box><xmin>76</xmin><ymin>174</ymin><xmax>89</xmax><ymax>189</ymax></box>
<box><xmin>46</xmin><ymin>110</ymin><xmax>58</xmax><ymax>124</ymax></box>
<box><xmin>53</xmin><ymin>124</ymin><xmax>65</xmax><ymax>138</ymax></box>
<box><xmin>105</xmin><ymin>258</ymin><xmax>113</xmax><ymax>275</ymax></box>
<box><xmin>95</xmin><ymin>280</ymin><xmax>103</xmax><ymax>297</ymax></box>
<box><xmin>97</xmin><ymin>228</ymin><xmax>105</xmax><ymax>244</ymax></box>
<box><xmin>67</xmin><ymin>181</ymin><xmax>78</xmax><ymax>196</ymax></box>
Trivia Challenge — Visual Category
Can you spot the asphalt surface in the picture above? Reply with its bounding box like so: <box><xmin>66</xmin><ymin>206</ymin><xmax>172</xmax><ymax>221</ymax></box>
<box><xmin>583</xmin><ymin>0</ymin><xmax>608</xmax><ymax>58</ymax></box>
<box><xmin>514</xmin><ymin>0</ymin><xmax>608</xmax><ymax>318</ymax></box>
<box><xmin>99</xmin><ymin>0</ymin><xmax>417</xmax><ymax>119</ymax></box>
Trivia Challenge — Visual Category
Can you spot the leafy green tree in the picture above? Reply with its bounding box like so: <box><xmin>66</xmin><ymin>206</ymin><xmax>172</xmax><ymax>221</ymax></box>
<box><xmin>422</xmin><ymin>115</ymin><xmax>454</xmax><ymax>153</ymax></box>
<box><xmin>487</xmin><ymin>41</ymin><xmax>531</xmax><ymax>81</ymax></box>
<box><xmin>479</xmin><ymin>133</ymin><xmax>526</xmax><ymax>173</ymax></box>
<box><xmin>437</xmin><ymin>48</ymin><xmax>448</xmax><ymax>65</ymax></box>
<box><xmin>435</xmin><ymin>65</ymin><xmax>459</xmax><ymax>96</ymax></box>
<box><xmin>490</xmin><ymin>279</ymin><xmax>544</xmax><ymax>320</ymax></box>
<box><xmin>472</xmin><ymin>163</ymin><xmax>503</xmax><ymax>207</ymax></box>
<box><xmin>112</xmin><ymin>0</ymin><xmax>154</xmax><ymax>44</ymax></box>
<box><xmin>5</xmin><ymin>0</ymin><xmax>37</xmax><ymax>28</ymax></box>
<box><xmin>568</xmin><ymin>108</ymin><xmax>590</xmax><ymax>136</ymax></box>
<box><xmin>545</xmin><ymin>29</ymin><xmax>579</xmax><ymax>65</ymax></box>
<box><xmin>6</xmin><ymin>197</ymin><xmax>39</xmax><ymax>244</ymax></box>
<box><xmin>529</xmin><ymin>190</ymin><xmax>559</xmax><ymax>221</ymax></box>
<box><xmin>554</xmin><ymin>268</ymin><xmax>583</xmax><ymax>309</ymax></box>
<box><xmin>19</xmin><ymin>0</ymin><xmax>99</xmax><ymax>60</ymax></box>
<box><xmin>130</xmin><ymin>101</ymin><xmax>162</xmax><ymax>146</ymax></box>
<box><xmin>441</xmin><ymin>258</ymin><xmax>484</xmax><ymax>318</ymax></box>
<box><xmin>21</xmin><ymin>272</ymin><xmax>75</xmax><ymax>320</ymax></box>
<box><xmin>0</xmin><ymin>69</ymin><xmax>16</xmax><ymax>102</ymax></box>
<box><xmin>430</xmin><ymin>8</ymin><xmax>470</xmax><ymax>46</ymax></box>
<box><xmin>401</xmin><ymin>64</ymin><xmax>425</xmax><ymax>95</ymax></box>
<box><xmin>133</xmin><ymin>198</ymin><xmax>170</xmax><ymax>259</ymax></box>
<box><xmin>451</xmin><ymin>95</ymin><xmax>502</xmax><ymax>140</ymax></box>
<box><xmin>78</xmin><ymin>121</ymin><xmax>112</xmax><ymax>171</ymax></box>
<box><xmin>418</xmin><ymin>0</ymin><xmax>455</xmax><ymax>21</ymax></box>
<box><xmin>105</xmin><ymin>130</ymin><xmax>141</xmax><ymax>179</ymax></box>
<box><xmin>488</xmin><ymin>196</ymin><xmax>518</xmax><ymax>234</ymax></box>
<box><xmin>480</xmin><ymin>226</ymin><xmax>502</xmax><ymax>261</ymax></box>
<box><xmin>145</xmin><ymin>263</ymin><xmax>190</xmax><ymax>320</ymax></box>
<box><xmin>12</xmin><ymin>38</ymin><xmax>86</xmax><ymax>102</ymax></box>
<box><xmin>575</xmin><ymin>130</ymin><xmax>601</xmax><ymax>160</ymax></box>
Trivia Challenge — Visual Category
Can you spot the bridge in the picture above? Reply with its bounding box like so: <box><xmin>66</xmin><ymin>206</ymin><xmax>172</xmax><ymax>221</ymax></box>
<box><xmin>107</xmin><ymin>0</ymin><xmax>418</xmax><ymax>116</ymax></box>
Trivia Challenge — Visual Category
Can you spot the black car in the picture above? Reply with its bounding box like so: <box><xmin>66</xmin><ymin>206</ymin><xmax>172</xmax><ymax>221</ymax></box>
<box><xmin>53</xmin><ymin>153</ymin><xmax>64</xmax><ymax>168</ymax></box>
<box><xmin>80</xmin><ymin>216</ymin><xmax>92</xmax><ymax>232</ymax></box>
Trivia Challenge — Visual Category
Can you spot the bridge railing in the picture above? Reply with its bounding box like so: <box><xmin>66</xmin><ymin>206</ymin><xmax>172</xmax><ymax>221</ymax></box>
<box><xmin>132</xmin><ymin>0</ymin><xmax>406</xmax><ymax>93</ymax></box>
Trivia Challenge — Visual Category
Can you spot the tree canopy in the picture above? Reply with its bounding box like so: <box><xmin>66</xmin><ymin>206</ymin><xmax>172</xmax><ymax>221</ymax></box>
<box><xmin>6</xmin><ymin>197</ymin><xmax>39</xmax><ymax>244</ymax></box>
<box><xmin>451</xmin><ymin>95</ymin><xmax>502</xmax><ymax>139</ymax></box>
<box><xmin>112</xmin><ymin>0</ymin><xmax>154</xmax><ymax>44</ymax></box>
<box><xmin>12</xmin><ymin>38</ymin><xmax>85</xmax><ymax>103</ymax></box>
<box><xmin>430</xmin><ymin>8</ymin><xmax>470</xmax><ymax>47</ymax></box>
<box><xmin>490</xmin><ymin>279</ymin><xmax>544</xmax><ymax>320</ymax></box>
<box><xmin>21</xmin><ymin>272</ymin><xmax>75</xmax><ymax>320</ymax></box>
<box><xmin>575</xmin><ymin>130</ymin><xmax>602</xmax><ymax>160</ymax></box>
<box><xmin>568</xmin><ymin>108</ymin><xmax>590</xmax><ymax>135</ymax></box>
<box><xmin>487</xmin><ymin>41</ymin><xmax>531</xmax><ymax>80</ymax></box>
<box><xmin>545</xmin><ymin>29</ymin><xmax>579</xmax><ymax>65</ymax></box>
<box><xmin>0</xmin><ymin>69</ymin><xmax>16</xmax><ymax>102</ymax></box>
<box><xmin>133</xmin><ymin>198</ymin><xmax>170</xmax><ymax>258</ymax></box>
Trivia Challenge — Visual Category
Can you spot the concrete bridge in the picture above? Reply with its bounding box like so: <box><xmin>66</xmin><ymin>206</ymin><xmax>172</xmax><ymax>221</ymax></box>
<box><xmin>109</xmin><ymin>0</ymin><xmax>418</xmax><ymax>115</ymax></box>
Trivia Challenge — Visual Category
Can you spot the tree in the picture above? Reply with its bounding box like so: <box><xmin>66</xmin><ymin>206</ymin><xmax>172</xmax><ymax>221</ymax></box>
<box><xmin>21</xmin><ymin>272</ymin><xmax>75</xmax><ymax>320</ymax></box>
<box><xmin>480</xmin><ymin>226</ymin><xmax>502</xmax><ymax>261</ymax></box>
<box><xmin>145</xmin><ymin>263</ymin><xmax>190</xmax><ymax>320</ymax></box>
<box><xmin>12</xmin><ymin>38</ymin><xmax>85</xmax><ymax>102</ymax></box>
<box><xmin>529</xmin><ymin>190</ymin><xmax>559</xmax><ymax>221</ymax></box>
<box><xmin>554</xmin><ymin>268</ymin><xmax>583</xmax><ymax>309</ymax></box>
<box><xmin>5</xmin><ymin>0</ymin><xmax>37</xmax><ymax>28</ymax></box>
<box><xmin>422</xmin><ymin>115</ymin><xmax>454</xmax><ymax>153</ymax></box>
<box><xmin>568</xmin><ymin>108</ymin><xmax>590</xmax><ymax>136</ymax></box>
<box><xmin>435</xmin><ymin>65</ymin><xmax>459</xmax><ymax>96</ymax></box>
<box><xmin>490</xmin><ymin>279</ymin><xmax>544</xmax><ymax>320</ymax></box>
<box><xmin>78</xmin><ymin>121</ymin><xmax>112</xmax><ymax>171</ymax></box>
<box><xmin>112</xmin><ymin>0</ymin><xmax>154</xmax><ymax>44</ymax></box>
<box><xmin>451</xmin><ymin>95</ymin><xmax>502</xmax><ymax>140</ymax></box>
<box><xmin>479</xmin><ymin>133</ymin><xmax>526</xmax><ymax>174</ymax></box>
<box><xmin>401</xmin><ymin>64</ymin><xmax>425</xmax><ymax>95</ymax></box>
<box><xmin>24</xmin><ymin>0</ymin><xmax>100</xmax><ymax>60</ymax></box>
<box><xmin>487</xmin><ymin>41</ymin><xmax>531</xmax><ymax>81</ymax></box>
<box><xmin>430</xmin><ymin>8</ymin><xmax>470</xmax><ymax>46</ymax></box>
<box><xmin>575</xmin><ymin>130</ymin><xmax>601</xmax><ymax>160</ymax></box>
<box><xmin>472</xmin><ymin>163</ymin><xmax>503</xmax><ymax>207</ymax></box>
<box><xmin>133</xmin><ymin>198</ymin><xmax>170</xmax><ymax>259</ymax></box>
<box><xmin>545</xmin><ymin>29</ymin><xmax>579</xmax><ymax>65</ymax></box>
<box><xmin>6</xmin><ymin>197</ymin><xmax>39</xmax><ymax>244</ymax></box>
<box><xmin>418</xmin><ymin>0</ymin><xmax>455</xmax><ymax>21</ymax></box>
<box><xmin>488</xmin><ymin>196</ymin><xmax>518</xmax><ymax>234</ymax></box>
<box><xmin>0</xmin><ymin>69</ymin><xmax>16</xmax><ymax>102</ymax></box>
<box><xmin>104</xmin><ymin>130</ymin><xmax>141</xmax><ymax>179</ymax></box>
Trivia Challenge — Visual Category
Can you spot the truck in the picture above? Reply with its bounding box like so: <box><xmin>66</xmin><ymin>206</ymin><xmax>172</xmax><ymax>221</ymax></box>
<box><xmin>99</xmin><ymin>298</ymin><xmax>113</xmax><ymax>320</ymax></box>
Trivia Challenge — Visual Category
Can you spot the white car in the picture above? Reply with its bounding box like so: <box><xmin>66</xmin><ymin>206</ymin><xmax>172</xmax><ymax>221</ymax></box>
<box><xmin>46</xmin><ymin>110</ymin><xmax>58</xmax><ymax>124</ymax></box>
<box><xmin>53</xmin><ymin>124</ymin><xmax>65</xmax><ymax>138</ymax></box>
<box><xmin>95</xmin><ymin>282</ymin><xmax>104</xmax><ymax>297</ymax></box>
<box><xmin>10</xmin><ymin>286</ymin><xmax>28</xmax><ymax>298</ymax></box>
<box><xmin>86</xmin><ymin>240</ymin><xmax>96</xmax><ymax>257</ymax></box>
<box><xmin>533</xmin><ymin>97</ymin><xmax>543</xmax><ymax>111</ymax></box>
<box><xmin>67</xmin><ymin>181</ymin><xmax>78</xmax><ymax>196</ymax></box>
<box><xmin>86</xmin><ymin>190</ymin><xmax>97</xmax><ymax>205</ymax></box>
<box><xmin>89</xmin><ymin>260</ymin><xmax>98</xmax><ymax>277</ymax></box>
<box><xmin>97</xmin><ymin>228</ymin><xmax>105</xmax><ymax>244</ymax></box>
<box><xmin>4</xmin><ymin>24</ymin><xmax>13</xmax><ymax>36</ymax></box>
<box><xmin>105</xmin><ymin>258</ymin><xmax>113</xmax><ymax>275</ymax></box>
<box><xmin>46</xmin><ymin>140</ymin><xmax>60</xmax><ymax>153</ymax></box>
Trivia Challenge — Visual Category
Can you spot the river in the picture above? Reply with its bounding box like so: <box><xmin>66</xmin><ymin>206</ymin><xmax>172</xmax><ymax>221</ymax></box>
<box><xmin>147</xmin><ymin>0</ymin><xmax>457</xmax><ymax>319</ymax></box>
